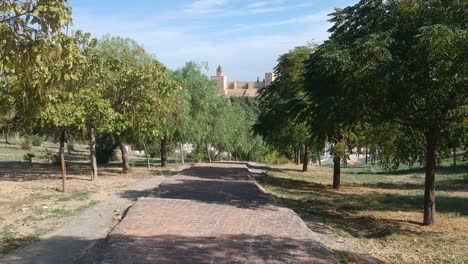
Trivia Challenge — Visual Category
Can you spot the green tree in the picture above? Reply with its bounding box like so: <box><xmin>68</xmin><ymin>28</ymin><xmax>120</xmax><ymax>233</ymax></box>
<box><xmin>172</xmin><ymin>62</ymin><xmax>219</xmax><ymax>163</ymax></box>
<box><xmin>0</xmin><ymin>0</ymin><xmax>72</xmax><ymax>125</ymax></box>
<box><xmin>323</xmin><ymin>0</ymin><xmax>467</xmax><ymax>225</ymax></box>
<box><xmin>97</xmin><ymin>36</ymin><xmax>178</xmax><ymax>172</ymax></box>
<box><xmin>38</xmin><ymin>32</ymin><xmax>98</xmax><ymax>191</ymax></box>
<box><xmin>255</xmin><ymin>46</ymin><xmax>317</xmax><ymax>171</ymax></box>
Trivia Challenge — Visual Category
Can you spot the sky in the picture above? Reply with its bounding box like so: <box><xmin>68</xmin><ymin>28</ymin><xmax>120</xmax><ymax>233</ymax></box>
<box><xmin>69</xmin><ymin>0</ymin><xmax>358</xmax><ymax>81</ymax></box>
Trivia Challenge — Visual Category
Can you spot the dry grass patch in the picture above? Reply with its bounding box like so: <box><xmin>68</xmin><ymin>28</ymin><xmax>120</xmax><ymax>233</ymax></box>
<box><xmin>0</xmin><ymin>140</ymin><xmax>185</xmax><ymax>255</ymax></box>
<box><xmin>256</xmin><ymin>161</ymin><xmax>467</xmax><ymax>264</ymax></box>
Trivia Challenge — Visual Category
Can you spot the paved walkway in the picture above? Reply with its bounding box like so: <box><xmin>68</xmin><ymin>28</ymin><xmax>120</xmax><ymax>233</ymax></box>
<box><xmin>92</xmin><ymin>163</ymin><xmax>337</xmax><ymax>264</ymax></box>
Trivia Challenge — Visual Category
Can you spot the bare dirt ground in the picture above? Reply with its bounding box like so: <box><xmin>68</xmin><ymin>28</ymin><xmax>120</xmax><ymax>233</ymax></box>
<box><xmin>0</xmin><ymin>140</ymin><xmax>185</xmax><ymax>255</ymax></box>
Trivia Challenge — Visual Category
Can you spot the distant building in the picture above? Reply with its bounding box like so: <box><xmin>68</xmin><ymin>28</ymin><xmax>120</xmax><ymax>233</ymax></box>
<box><xmin>211</xmin><ymin>65</ymin><xmax>275</xmax><ymax>97</ymax></box>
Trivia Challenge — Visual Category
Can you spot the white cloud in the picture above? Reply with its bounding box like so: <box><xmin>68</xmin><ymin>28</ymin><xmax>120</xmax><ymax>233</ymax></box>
<box><xmin>247</xmin><ymin>6</ymin><xmax>288</xmax><ymax>15</ymax></box>
<box><xmin>214</xmin><ymin>11</ymin><xmax>330</xmax><ymax>36</ymax></box>
<box><xmin>71</xmin><ymin>4</ymin><xmax>332</xmax><ymax>80</ymax></box>
<box><xmin>184</xmin><ymin>0</ymin><xmax>230</xmax><ymax>15</ymax></box>
<box><xmin>245</xmin><ymin>1</ymin><xmax>270</xmax><ymax>9</ymax></box>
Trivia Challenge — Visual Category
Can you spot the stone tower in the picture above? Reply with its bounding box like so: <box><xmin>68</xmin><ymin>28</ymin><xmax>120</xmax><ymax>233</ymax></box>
<box><xmin>216</xmin><ymin>65</ymin><xmax>223</xmax><ymax>76</ymax></box>
<box><xmin>211</xmin><ymin>65</ymin><xmax>227</xmax><ymax>96</ymax></box>
<box><xmin>265</xmin><ymin>72</ymin><xmax>275</xmax><ymax>86</ymax></box>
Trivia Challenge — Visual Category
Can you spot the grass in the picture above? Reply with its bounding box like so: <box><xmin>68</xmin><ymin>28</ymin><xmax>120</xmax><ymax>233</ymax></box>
<box><xmin>0</xmin><ymin>137</ymin><xmax>187</xmax><ymax>257</ymax></box>
<box><xmin>256</xmin><ymin>158</ymin><xmax>467</xmax><ymax>264</ymax></box>
<box><xmin>0</xmin><ymin>199</ymin><xmax>100</xmax><ymax>255</ymax></box>
<box><xmin>0</xmin><ymin>225</ymin><xmax>40</xmax><ymax>255</ymax></box>
<box><xmin>57</xmin><ymin>191</ymin><xmax>90</xmax><ymax>202</ymax></box>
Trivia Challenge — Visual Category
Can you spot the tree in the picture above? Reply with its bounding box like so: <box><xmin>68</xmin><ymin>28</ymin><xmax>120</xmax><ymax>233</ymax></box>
<box><xmin>38</xmin><ymin>31</ymin><xmax>95</xmax><ymax>191</ymax></box>
<box><xmin>0</xmin><ymin>77</ymin><xmax>14</xmax><ymax>143</ymax></box>
<box><xmin>97</xmin><ymin>36</ymin><xmax>178</xmax><ymax>172</ymax></box>
<box><xmin>172</xmin><ymin>62</ymin><xmax>219</xmax><ymax>162</ymax></box>
<box><xmin>324</xmin><ymin>0</ymin><xmax>467</xmax><ymax>225</ymax></box>
<box><xmin>254</xmin><ymin>46</ymin><xmax>316</xmax><ymax>171</ymax></box>
<box><xmin>0</xmin><ymin>0</ymin><xmax>72</xmax><ymax>125</ymax></box>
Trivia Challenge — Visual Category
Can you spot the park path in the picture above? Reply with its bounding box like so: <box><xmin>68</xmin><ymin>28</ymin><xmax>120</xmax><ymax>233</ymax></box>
<box><xmin>91</xmin><ymin>163</ymin><xmax>337</xmax><ymax>264</ymax></box>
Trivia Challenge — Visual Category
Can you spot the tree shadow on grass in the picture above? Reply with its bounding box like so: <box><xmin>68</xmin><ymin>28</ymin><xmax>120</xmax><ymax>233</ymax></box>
<box><xmin>347</xmin><ymin>176</ymin><xmax>468</xmax><ymax>192</ymax></box>
<box><xmin>343</xmin><ymin>163</ymin><xmax>467</xmax><ymax>176</ymax></box>
<box><xmin>0</xmin><ymin>159</ymin><xmax>183</xmax><ymax>182</ymax></box>
<box><xmin>332</xmin><ymin>249</ymin><xmax>384</xmax><ymax>264</ymax></box>
<box><xmin>0</xmin><ymin>162</ymin><xmax>60</xmax><ymax>181</ymax></box>
<box><xmin>257</xmin><ymin>175</ymin><xmax>467</xmax><ymax>239</ymax></box>
<box><xmin>247</xmin><ymin>163</ymin><xmax>304</xmax><ymax>173</ymax></box>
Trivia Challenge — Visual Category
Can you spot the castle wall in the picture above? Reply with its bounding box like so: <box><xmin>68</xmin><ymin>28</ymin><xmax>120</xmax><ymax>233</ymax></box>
<box><xmin>211</xmin><ymin>76</ymin><xmax>227</xmax><ymax>96</ymax></box>
<box><xmin>225</xmin><ymin>81</ymin><xmax>261</xmax><ymax>96</ymax></box>
<box><xmin>211</xmin><ymin>67</ymin><xmax>274</xmax><ymax>97</ymax></box>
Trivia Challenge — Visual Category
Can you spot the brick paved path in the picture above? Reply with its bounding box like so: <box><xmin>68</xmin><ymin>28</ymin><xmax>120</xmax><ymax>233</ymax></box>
<box><xmin>94</xmin><ymin>163</ymin><xmax>337</xmax><ymax>264</ymax></box>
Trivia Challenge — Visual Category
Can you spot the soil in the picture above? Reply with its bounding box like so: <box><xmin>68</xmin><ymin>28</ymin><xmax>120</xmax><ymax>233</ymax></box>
<box><xmin>0</xmin><ymin>150</ymin><xmax>186</xmax><ymax>256</ymax></box>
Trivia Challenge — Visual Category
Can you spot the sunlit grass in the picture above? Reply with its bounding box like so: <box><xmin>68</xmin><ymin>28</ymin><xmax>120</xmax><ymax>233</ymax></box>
<box><xmin>257</xmin><ymin>159</ymin><xmax>468</xmax><ymax>263</ymax></box>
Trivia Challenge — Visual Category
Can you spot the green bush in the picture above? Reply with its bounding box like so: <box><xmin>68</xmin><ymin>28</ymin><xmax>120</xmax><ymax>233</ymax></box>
<box><xmin>263</xmin><ymin>151</ymin><xmax>289</xmax><ymax>165</ymax></box>
<box><xmin>23</xmin><ymin>153</ymin><xmax>35</xmax><ymax>164</ymax></box>
<box><xmin>20</xmin><ymin>137</ymin><xmax>32</xmax><ymax>150</ymax></box>
<box><xmin>41</xmin><ymin>149</ymin><xmax>60</xmax><ymax>164</ymax></box>
<box><xmin>96</xmin><ymin>134</ymin><xmax>118</xmax><ymax>164</ymax></box>
<box><xmin>67</xmin><ymin>140</ymin><xmax>75</xmax><ymax>153</ymax></box>
<box><xmin>146</xmin><ymin>142</ymin><xmax>160</xmax><ymax>158</ymax></box>
<box><xmin>31</xmin><ymin>135</ymin><xmax>43</xmax><ymax>146</ymax></box>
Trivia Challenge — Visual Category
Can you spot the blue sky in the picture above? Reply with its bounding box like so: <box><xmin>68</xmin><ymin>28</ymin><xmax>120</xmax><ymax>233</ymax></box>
<box><xmin>69</xmin><ymin>0</ymin><xmax>357</xmax><ymax>80</ymax></box>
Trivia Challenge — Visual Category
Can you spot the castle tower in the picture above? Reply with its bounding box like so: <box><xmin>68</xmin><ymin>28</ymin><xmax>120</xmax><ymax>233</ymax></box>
<box><xmin>265</xmin><ymin>72</ymin><xmax>275</xmax><ymax>86</ymax></box>
<box><xmin>211</xmin><ymin>65</ymin><xmax>227</xmax><ymax>96</ymax></box>
<box><xmin>216</xmin><ymin>65</ymin><xmax>223</xmax><ymax>76</ymax></box>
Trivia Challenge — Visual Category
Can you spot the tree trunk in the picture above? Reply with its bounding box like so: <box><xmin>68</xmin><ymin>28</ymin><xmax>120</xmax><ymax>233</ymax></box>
<box><xmin>318</xmin><ymin>152</ymin><xmax>322</xmax><ymax>166</ymax></box>
<box><xmin>298</xmin><ymin>149</ymin><xmax>301</xmax><ymax>166</ymax></box>
<box><xmin>302</xmin><ymin>144</ymin><xmax>309</xmax><ymax>171</ymax></box>
<box><xmin>423</xmin><ymin>129</ymin><xmax>437</xmax><ymax>226</ymax></box>
<box><xmin>59</xmin><ymin>129</ymin><xmax>67</xmax><ymax>192</ymax></box>
<box><xmin>333</xmin><ymin>154</ymin><xmax>341</xmax><ymax>190</ymax></box>
<box><xmin>294</xmin><ymin>149</ymin><xmax>299</xmax><ymax>165</ymax></box>
<box><xmin>365</xmin><ymin>148</ymin><xmax>368</xmax><ymax>165</ymax></box>
<box><xmin>119</xmin><ymin>140</ymin><xmax>130</xmax><ymax>173</ymax></box>
<box><xmin>206</xmin><ymin>143</ymin><xmax>212</xmax><ymax>162</ymax></box>
<box><xmin>452</xmin><ymin>147</ymin><xmax>456</xmax><ymax>170</ymax></box>
<box><xmin>143</xmin><ymin>142</ymin><xmax>150</xmax><ymax>170</ymax></box>
<box><xmin>302</xmin><ymin>144</ymin><xmax>309</xmax><ymax>172</ymax></box>
<box><xmin>180</xmin><ymin>144</ymin><xmax>185</xmax><ymax>164</ymax></box>
<box><xmin>160</xmin><ymin>137</ymin><xmax>168</xmax><ymax>167</ymax></box>
<box><xmin>89</xmin><ymin>127</ymin><xmax>98</xmax><ymax>180</ymax></box>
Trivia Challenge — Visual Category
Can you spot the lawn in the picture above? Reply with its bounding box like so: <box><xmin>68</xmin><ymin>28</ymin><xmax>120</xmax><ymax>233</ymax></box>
<box><xmin>255</xmin><ymin>159</ymin><xmax>467</xmax><ymax>264</ymax></box>
<box><xmin>0</xmin><ymin>138</ymin><xmax>185</xmax><ymax>255</ymax></box>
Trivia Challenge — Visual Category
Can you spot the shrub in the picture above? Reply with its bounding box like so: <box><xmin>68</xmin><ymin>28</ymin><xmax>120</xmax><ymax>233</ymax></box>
<box><xmin>41</xmin><ymin>149</ymin><xmax>60</xmax><ymax>165</ymax></box>
<box><xmin>23</xmin><ymin>153</ymin><xmax>35</xmax><ymax>164</ymax></box>
<box><xmin>146</xmin><ymin>142</ymin><xmax>161</xmax><ymax>158</ymax></box>
<box><xmin>20</xmin><ymin>137</ymin><xmax>32</xmax><ymax>150</ymax></box>
<box><xmin>96</xmin><ymin>134</ymin><xmax>118</xmax><ymax>164</ymax></box>
<box><xmin>263</xmin><ymin>151</ymin><xmax>289</xmax><ymax>165</ymax></box>
<box><xmin>67</xmin><ymin>140</ymin><xmax>75</xmax><ymax>153</ymax></box>
<box><xmin>31</xmin><ymin>135</ymin><xmax>43</xmax><ymax>146</ymax></box>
